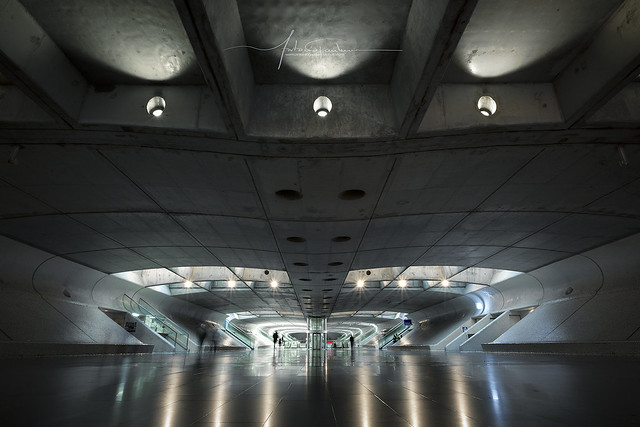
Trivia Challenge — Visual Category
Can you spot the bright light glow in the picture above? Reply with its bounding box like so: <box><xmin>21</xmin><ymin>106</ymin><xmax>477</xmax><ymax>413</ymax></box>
<box><xmin>227</xmin><ymin>280</ymin><xmax>236</xmax><ymax>288</ymax></box>
<box><xmin>442</xmin><ymin>279</ymin><xmax>450</xmax><ymax>287</ymax></box>
<box><xmin>477</xmin><ymin>95</ymin><xmax>497</xmax><ymax>116</ymax></box>
<box><xmin>398</xmin><ymin>279</ymin><xmax>407</xmax><ymax>288</ymax></box>
<box><xmin>146</xmin><ymin>96</ymin><xmax>166</xmax><ymax>117</ymax></box>
<box><xmin>313</xmin><ymin>96</ymin><xmax>332</xmax><ymax>117</ymax></box>
<box><xmin>132</xmin><ymin>312</ymin><xmax>140</xmax><ymax>317</ymax></box>
<box><xmin>270</xmin><ymin>280</ymin><xmax>278</xmax><ymax>288</ymax></box>
<box><xmin>356</xmin><ymin>280</ymin><xmax>365</xmax><ymax>288</ymax></box>
<box><xmin>184</xmin><ymin>280</ymin><xmax>193</xmax><ymax>288</ymax></box>
<box><xmin>475</xmin><ymin>302</ymin><xmax>483</xmax><ymax>310</ymax></box>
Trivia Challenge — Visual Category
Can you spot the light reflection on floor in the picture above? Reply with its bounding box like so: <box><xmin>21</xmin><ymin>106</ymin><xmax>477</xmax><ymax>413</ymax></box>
<box><xmin>0</xmin><ymin>347</ymin><xmax>638</xmax><ymax>426</ymax></box>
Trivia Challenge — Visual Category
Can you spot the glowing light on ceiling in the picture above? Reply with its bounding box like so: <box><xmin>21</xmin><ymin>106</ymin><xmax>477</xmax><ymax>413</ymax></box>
<box><xmin>227</xmin><ymin>280</ymin><xmax>236</xmax><ymax>288</ymax></box>
<box><xmin>270</xmin><ymin>280</ymin><xmax>279</xmax><ymax>288</ymax></box>
<box><xmin>146</xmin><ymin>96</ymin><xmax>166</xmax><ymax>117</ymax></box>
<box><xmin>356</xmin><ymin>280</ymin><xmax>365</xmax><ymax>288</ymax></box>
<box><xmin>398</xmin><ymin>279</ymin><xmax>407</xmax><ymax>288</ymax></box>
<box><xmin>441</xmin><ymin>279</ymin><xmax>450</xmax><ymax>287</ymax></box>
<box><xmin>477</xmin><ymin>95</ymin><xmax>497</xmax><ymax>116</ymax></box>
<box><xmin>313</xmin><ymin>96</ymin><xmax>332</xmax><ymax>117</ymax></box>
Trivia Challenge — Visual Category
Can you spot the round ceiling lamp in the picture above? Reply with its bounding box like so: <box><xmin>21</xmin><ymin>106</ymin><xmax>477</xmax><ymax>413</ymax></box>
<box><xmin>146</xmin><ymin>96</ymin><xmax>166</xmax><ymax>117</ymax></box>
<box><xmin>477</xmin><ymin>95</ymin><xmax>497</xmax><ymax>117</ymax></box>
<box><xmin>313</xmin><ymin>96</ymin><xmax>332</xmax><ymax>117</ymax></box>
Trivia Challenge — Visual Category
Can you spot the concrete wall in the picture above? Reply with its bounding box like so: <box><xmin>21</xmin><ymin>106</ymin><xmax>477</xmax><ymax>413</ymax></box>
<box><xmin>0</xmin><ymin>236</ymin><xmax>232</xmax><ymax>355</ymax></box>
<box><xmin>408</xmin><ymin>232</ymin><xmax>640</xmax><ymax>353</ymax></box>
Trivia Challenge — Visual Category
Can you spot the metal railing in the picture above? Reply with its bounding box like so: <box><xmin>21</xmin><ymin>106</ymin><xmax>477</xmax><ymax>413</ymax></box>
<box><xmin>379</xmin><ymin>321</ymin><xmax>412</xmax><ymax>349</ymax></box>
<box><xmin>123</xmin><ymin>295</ymin><xmax>190</xmax><ymax>351</ymax></box>
<box><xmin>225</xmin><ymin>320</ymin><xmax>255</xmax><ymax>349</ymax></box>
<box><xmin>357</xmin><ymin>326</ymin><xmax>378</xmax><ymax>346</ymax></box>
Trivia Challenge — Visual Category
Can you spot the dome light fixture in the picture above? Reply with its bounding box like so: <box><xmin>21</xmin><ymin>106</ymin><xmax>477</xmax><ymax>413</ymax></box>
<box><xmin>477</xmin><ymin>95</ymin><xmax>497</xmax><ymax>117</ymax></box>
<box><xmin>313</xmin><ymin>96</ymin><xmax>332</xmax><ymax>117</ymax></box>
<box><xmin>146</xmin><ymin>96</ymin><xmax>166</xmax><ymax>117</ymax></box>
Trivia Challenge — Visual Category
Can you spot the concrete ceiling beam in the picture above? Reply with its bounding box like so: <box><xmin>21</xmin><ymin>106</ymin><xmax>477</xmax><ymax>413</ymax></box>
<box><xmin>173</xmin><ymin>0</ymin><xmax>253</xmax><ymax>138</ymax></box>
<box><xmin>0</xmin><ymin>0</ymin><xmax>88</xmax><ymax>128</ymax></box>
<box><xmin>0</xmin><ymin>85</ymin><xmax>56</xmax><ymax>127</ymax></box>
<box><xmin>391</xmin><ymin>0</ymin><xmax>479</xmax><ymax>137</ymax></box>
<box><xmin>585</xmin><ymin>81</ymin><xmax>640</xmax><ymax>126</ymax></box>
<box><xmin>554</xmin><ymin>0</ymin><xmax>640</xmax><ymax>127</ymax></box>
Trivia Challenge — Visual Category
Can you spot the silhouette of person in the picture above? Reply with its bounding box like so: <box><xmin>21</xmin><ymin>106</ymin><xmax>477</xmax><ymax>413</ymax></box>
<box><xmin>350</xmin><ymin>335</ymin><xmax>355</xmax><ymax>348</ymax></box>
<box><xmin>197</xmin><ymin>323</ymin><xmax>207</xmax><ymax>351</ymax></box>
<box><xmin>210</xmin><ymin>325</ymin><xmax>218</xmax><ymax>352</ymax></box>
<box><xmin>273</xmin><ymin>330</ymin><xmax>279</xmax><ymax>348</ymax></box>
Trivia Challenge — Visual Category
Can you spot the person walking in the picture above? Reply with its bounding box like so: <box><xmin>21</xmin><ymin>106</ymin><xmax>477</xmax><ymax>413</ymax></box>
<box><xmin>349</xmin><ymin>335</ymin><xmax>355</xmax><ymax>349</ymax></box>
<box><xmin>273</xmin><ymin>330</ymin><xmax>279</xmax><ymax>348</ymax></box>
<box><xmin>197</xmin><ymin>323</ymin><xmax>207</xmax><ymax>352</ymax></box>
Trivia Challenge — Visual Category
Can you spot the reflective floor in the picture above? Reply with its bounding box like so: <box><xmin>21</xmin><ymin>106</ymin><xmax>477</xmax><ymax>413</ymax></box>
<box><xmin>0</xmin><ymin>347</ymin><xmax>638</xmax><ymax>426</ymax></box>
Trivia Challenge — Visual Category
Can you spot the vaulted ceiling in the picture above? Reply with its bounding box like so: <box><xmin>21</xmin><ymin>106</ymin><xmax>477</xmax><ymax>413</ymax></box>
<box><xmin>1</xmin><ymin>0</ymin><xmax>639</xmax><ymax>325</ymax></box>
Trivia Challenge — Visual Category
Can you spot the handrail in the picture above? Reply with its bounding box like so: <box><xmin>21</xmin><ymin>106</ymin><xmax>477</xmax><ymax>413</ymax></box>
<box><xmin>358</xmin><ymin>326</ymin><xmax>378</xmax><ymax>346</ymax></box>
<box><xmin>122</xmin><ymin>295</ymin><xmax>190</xmax><ymax>351</ymax></box>
<box><xmin>225</xmin><ymin>320</ymin><xmax>255</xmax><ymax>350</ymax></box>
<box><xmin>379</xmin><ymin>321</ymin><xmax>412</xmax><ymax>349</ymax></box>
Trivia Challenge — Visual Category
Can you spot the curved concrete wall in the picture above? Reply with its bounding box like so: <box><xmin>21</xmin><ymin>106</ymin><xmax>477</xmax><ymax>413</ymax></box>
<box><xmin>406</xmin><ymin>232</ymin><xmax>640</xmax><ymax>350</ymax></box>
<box><xmin>3</xmin><ymin>230</ymin><xmax>640</xmax><ymax>354</ymax></box>
<box><xmin>0</xmin><ymin>236</ymin><xmax>231</xmax><ymax>352</ymax></box>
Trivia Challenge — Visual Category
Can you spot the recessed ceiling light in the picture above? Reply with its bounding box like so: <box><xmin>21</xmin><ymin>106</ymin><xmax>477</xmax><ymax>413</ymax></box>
<box><xmin>477</xmin><ymin>95</ymin><xmax>497</xmax><ymax>117</ymax></box>
<box><xmin>287</xmin><ymin>236</ymin><xmax>306</xmax><ymax>243</ymax></box>
<box><xmin>184</xmin><ymin>280</ymin><xmax>193</xmax><ymax>288</ymax></box>
<box><xmin>275</xmin><ymin>189</ymin><xmax>303</xmax><ymax>200</ymax></box>
<box><xmin>313</xmin><ymin>96</ymin><xmax>332</xmax><ymax>117</ymax></box>
<box><xmin>227</xmin><ymin>280</ymin><xmax>236</xmax><ymax>288</ymax></box>
<box><xmin>270</xmin><ymin>280</ymin><xmax>278</xmax><ymax>288</ymax></box>
<box><xmin>339</xmin><ymin>189</ymin><xmax>366</xmax><ymax>200</ymax></box>
<box><xmin>146</xmin><ymin>96</ymin><xmax>166</xmax><ymax>117</ymax></box>
<box><xmin>356</xmin><ymin>280</ymin><xmax>365</xmax><ymax>288</ymax></box>
<box><xmin>398</xmin><ymin>279</ymin><xmax>407</xmax><ymax>288</ymax></box>
<box><xmin>441</xmin><ymin>279</ymin><xmax>450</xmax><ymax>287</ymax></box>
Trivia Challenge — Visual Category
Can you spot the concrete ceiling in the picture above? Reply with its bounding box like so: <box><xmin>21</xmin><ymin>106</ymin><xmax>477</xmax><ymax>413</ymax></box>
<box><xmin>1</xmin><ymin>0</ymin><xmax>640</xmax><ymax>325</ymax></box>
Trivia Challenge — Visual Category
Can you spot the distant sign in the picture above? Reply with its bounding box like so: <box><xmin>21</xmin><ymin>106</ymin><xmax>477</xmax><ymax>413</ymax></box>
<box><xmin>462</xmin><ymin>326</ymin><xmax>468</xmax><ymax>332</ymax></box>
<box><xmin>403</xmin><ymin>319</ymin><xmax>412</xmax><ymax>326</ymax></box>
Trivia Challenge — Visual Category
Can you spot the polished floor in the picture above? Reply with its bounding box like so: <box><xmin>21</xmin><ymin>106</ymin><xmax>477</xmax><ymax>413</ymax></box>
<box><xmin>0</xmin><ymin>347</ymin><xmax>638</xmax><ymax>426</ymax></box>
